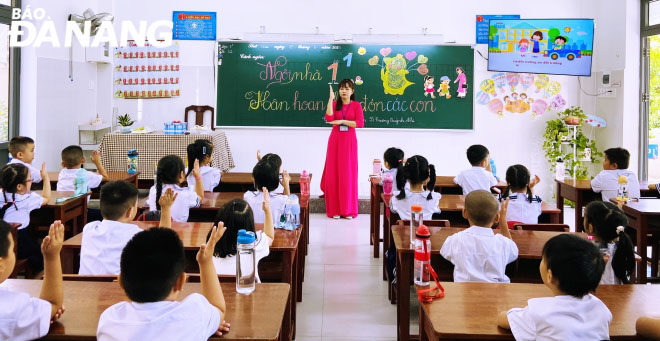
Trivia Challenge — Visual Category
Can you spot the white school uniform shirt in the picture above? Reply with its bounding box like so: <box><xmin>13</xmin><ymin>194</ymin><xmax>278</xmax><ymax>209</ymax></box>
<box><xmin>186</xmin><ymin>166</ymin><xmax>221</xmax><ymax>192</ymax></box>
<box><xmin>507</xmin><ymin>294</ymin><xmax>612</xmax><ymax>341</ymax></box>
<box><xmin>591</xmin><ymin>169</ymin><xmax>640</xmax><ymax>202</ymax></box>
<box><xmin>212</xmin><ymin>231</ymin><xmax>272</xmax><ymax>282</ymax></box>
<box><xmin>500</xmin><ymin>192</ymin><xmax>542</xmax><ymax>224</ymax></box>
<box><xmin>78</xmin><ymin>220</ymin><xmax>143</xmax><ymax>275</ymax></box>
<box><xmin>0</xmin><ymin>191</ymin><xmax>43</xmax><ymax>229</ymax></box>
<box><xmin>454</xmin><ymin>166</ymin><xmax>498</xmax><ymax>195</ymax></box>
<box><xmin>389</xmin><ymin>190</ymin><xmax>441</xmax><ymax>221</ymax></box>
<box><xmin>56</xmin><ymin>168</ymin><xmax>103</xmax><ymax>191</ymax></box>
<box><xmin>8</xmin><ymin>159</ymin><xmax>42</xmax><ymax>183</ymax></box>
<box><xmin>600</xmin><ymin>241</ymin><xmax>622</xmax><ymax>285</ymax></box>
<box><xmin>0</xmin><ymin>287</ymin><xmax>52</xmax><ymax>341</ymax></box>
<box><xmin>244</xmin><ymin>190</ymin><xmax>288</xmax><ymax>224</ymax></box>
<box><xmin>439</xmin><ymin>225</ymin><xmax>518</xmax><ymax>283</ymax></box>
<box><xmin>97</xmin><ymin>293</ymin><xmax>221</xmax><ymax>341</ymax></box>
<box><xmin>147</xmin><ymin>184</ymin><xmax>201</xmax><ymax>222</ymax></box>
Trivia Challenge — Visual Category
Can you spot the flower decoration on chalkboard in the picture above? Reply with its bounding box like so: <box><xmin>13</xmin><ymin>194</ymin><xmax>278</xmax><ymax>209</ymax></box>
<box><xmin>357</xmin><ymin>47</ymin><xmax>366</xmax><ymax>55</ymax></box>
<box><xmin>417</xmin><ymin>64</ymin><xmax>429</xmax><ymax>75</ymax></box>
<box><xmin>368</xmin><ymin>56</ymin><xmax>379</xmax><ymax>66</ymax></box>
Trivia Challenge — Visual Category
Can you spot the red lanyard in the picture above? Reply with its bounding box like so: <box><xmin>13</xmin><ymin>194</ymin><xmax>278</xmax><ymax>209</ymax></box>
<box><xmin>417</xmin><ymin>239</ymin><xmax>445</xmax><ymax>303</ymax></box>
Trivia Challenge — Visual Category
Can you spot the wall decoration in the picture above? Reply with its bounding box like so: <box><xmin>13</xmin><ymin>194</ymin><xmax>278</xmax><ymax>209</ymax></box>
<box><xmin>113</xmin><ymin>40</ymin><xmax>181</xmax><ymax>99</ymax></box>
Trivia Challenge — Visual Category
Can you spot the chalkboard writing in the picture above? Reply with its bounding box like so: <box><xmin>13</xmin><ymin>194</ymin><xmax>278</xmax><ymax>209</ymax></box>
<box><xmin>216</xmin><ymin>42</ymin><xmax>474</xmax><ymax>129</ymax></box>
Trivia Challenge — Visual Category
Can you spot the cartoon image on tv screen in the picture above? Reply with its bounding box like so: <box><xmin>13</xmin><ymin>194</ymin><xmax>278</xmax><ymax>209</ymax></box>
<box><xmin>487</xmin><ymin>19</ymin><xmax>594</xmax><ymax>76</ymax></box>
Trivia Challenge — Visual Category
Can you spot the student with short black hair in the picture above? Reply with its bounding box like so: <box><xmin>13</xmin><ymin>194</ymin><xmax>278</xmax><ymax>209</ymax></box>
<box><xmin>0</xmin><ymin>220</ymin><xmax>65</xmax><ymax>340</ymax></box>
<box><xmin>186</xmin><ymin>139</ymin><xmax>221</xmax><ymax>192</ymax></box>
<box><xmin>96</xmin><ymin>226</ymin><xmax>231</xmax><ymax>340</ymax></box>
<box><xmin>498</xmin><ymin>234</ymin><xmax>611</xmax><ymax>340</ymax></box>
<box><xmin>80</xmin><ymin>181</ymin><xmax>177</xmax><ymax>275</ymax></box>
<box><xmin>440</xmin><ymin>191</ymin><xmax>517</xmax><ymax>282</ymax></box>
<box><xmin>591</xmin><ymin>147</ymin><xmax>640</xmax><ymax>202</ymax></box>
<box><xmin>244</xmin><ymin>160</ymin><xmax>288</xmax><ymax>224</ymax></box>
<box><xmin>147</xmin><ymin>155</ymin><xmax>203</xmax><ymax>222</ymax></box>
<box><xmin>499</xmin><ymin>164</ymin><xmax>542</xmax><ymax>227</ymax></box>
<box><xmin>584</xmin><ymin>201</ymin><xmax>635</xmax><ymax>284</ymax></box>
<box><xmin>8</xmin><ymin>136</ymin><xmax>42</xmax><ymax>183</ymax></box>
<box><xmin>454</xmin><ymin>144</ymin><xmax>498</xmax><ymax>194</ymax></box>
<box><xmin>389</xmin><ymin>155</ymin><xmax>440</xmax><ymax>220</ymax></box>
<box><xmin>256</xmin><ymin>150</ymin><xmax>288</xmax><ymax>194</ymax></box>
<box><xmin>57</xmin><ymin>146</ymin><xmax>108</xmax><ymax>192</ymax></box>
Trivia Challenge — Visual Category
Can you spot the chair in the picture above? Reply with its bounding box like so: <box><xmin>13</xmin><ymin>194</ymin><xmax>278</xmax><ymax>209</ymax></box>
<box><xmin>184</xmin><ymin>105</ymin><xmax>215</xmax><ymax>130</ymax></box>
<box><xmin>9</xmin><ymin>223</ymin><xmax>31</xmax><ymax>279</ymax></box>
<box><xmin>514</xmin><ymin>224</ymin><xmax>570</xmax><ymax>232</ymax></box>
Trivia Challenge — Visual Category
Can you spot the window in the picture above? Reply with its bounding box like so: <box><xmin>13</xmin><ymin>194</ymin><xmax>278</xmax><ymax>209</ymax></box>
<box><xmin>0</xmin><ymin>1</ymin><xmax>19</xmax><ymax>164</ymax></box>
<box><xmin>650</xmin><ymin>0</ymin><xmax>660</xmax><ymax>26</ymax></box>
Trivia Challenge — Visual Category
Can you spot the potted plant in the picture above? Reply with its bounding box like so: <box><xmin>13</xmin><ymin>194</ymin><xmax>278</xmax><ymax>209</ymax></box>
<box><xmin>117</xmin><ymin>114</ymin><xmax>135</xmax><ymax>133</ymax></box>
<box><xmin>542</xmin><ymin>106</ymin><xmax>603</xmax><ymax>180</ymax></box>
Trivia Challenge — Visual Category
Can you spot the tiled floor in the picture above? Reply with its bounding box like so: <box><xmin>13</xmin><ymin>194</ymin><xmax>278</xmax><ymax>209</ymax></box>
<box><xmin>296</xmin><ymin>213</ymin><xmax>398</xmax><ymax>340</ymax></box>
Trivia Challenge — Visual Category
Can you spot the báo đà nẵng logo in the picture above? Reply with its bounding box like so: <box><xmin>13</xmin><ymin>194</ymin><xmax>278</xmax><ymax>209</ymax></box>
<box><xmin>8</xmin><ymin>7</ymin><xmax>173</xmax><ymax>48</ymax></box>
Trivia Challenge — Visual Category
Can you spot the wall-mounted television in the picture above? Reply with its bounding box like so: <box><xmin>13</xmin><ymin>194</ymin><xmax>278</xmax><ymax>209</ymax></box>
<box><xmin>487</xmin><ymin>19</ymin><xmax>594</xmax><ymax>76</ymax></box>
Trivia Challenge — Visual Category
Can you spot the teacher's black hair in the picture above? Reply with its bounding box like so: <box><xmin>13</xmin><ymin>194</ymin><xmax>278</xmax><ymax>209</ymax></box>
<box><xmin>335</xmin><ymin>79</ymin><xmax>355</xmax><ymax>111</ymax></box>
<box><xmin>395</xmin><ymin>155</ymin><xmax>436</xmax><ymax>200</ymax></box>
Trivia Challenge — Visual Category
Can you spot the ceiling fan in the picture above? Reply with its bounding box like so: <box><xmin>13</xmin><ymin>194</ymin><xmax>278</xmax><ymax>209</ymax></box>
<box><xmin>67</xmin><ymin>9</ymin><xmax>114</xmax><ymax>81</ymax></box>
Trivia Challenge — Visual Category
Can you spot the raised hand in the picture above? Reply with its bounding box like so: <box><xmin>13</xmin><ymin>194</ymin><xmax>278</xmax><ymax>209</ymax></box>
<box><xmin>158</xmin><ymin>188</ymin><xmax>178</xmax><ymax>209</ymax></box>
<box><xmin>192</xmin><ymin>159</ymin><xmax>201</xmax><ymax>179</ymax></box>
<box><xmin>329</xmin><ymin>84</ymin><xmax>335</xmax><ymax>101</ymax></box>
<box><xmin>197</xmin><ymin>223</ymin><xmax>226</xmax><ymax>265</ymax></box>
<box><xmin>262</xmin><ymin>187</ymin><xmax>271</xmax><ymax>212</ymax></box>
<box><xmin>41</xmin><ymin>220</ymin><xmax>64</xmax><ymax>259</ymax></box>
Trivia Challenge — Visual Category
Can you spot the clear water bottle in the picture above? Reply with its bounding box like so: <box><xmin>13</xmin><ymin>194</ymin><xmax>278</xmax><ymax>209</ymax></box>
<box><xmin>555</xmin><ymin>158</ymin><xmax>565</xmax><ymax>181</ymax></box>
<box><xmin>74</xmin><ymin>168</ymin><xmax>88</xmax><ymax>196</ymax></box>
<box><xmin>490</xmin><ymin>158</ymin><xmax>498</xmax><ymax>180</ymax></box>
<box><xmin>617</xmin><ymin>175</ymin><xmax>629</xmax><ymax>202</ymax></box>
<box><xmin>383</xmin><ymin>173</ymin><xmax>393</xmax><ymax>195</ymax></box>
<box><xmin>236</xmin><ymin>229</ymin><xmax>256</xmax><ymax>295</ymax></box>
<box><xmin>414</xmin><ymin>224</ymin><xmax>431</xmax><ymax>286</ymax></box>
<box><xmin>300</xmin><ymin>170</ymin><xmax>310</xmax><ymax>197</ymax></box>
<box><xmin>373</xmin><ymin>159</ymin><xmax>382</xmax><ymax>175</ymax></box>
<box><xmin>127</xmin><ymin>149</ymin><xmax>138</xmax><ymax>175</ymax></box>
<box><xmin>410</xmin><ymin>204</ymin><xmax>423</xmax><ymax>247</ymax></box>
<box><xmin>289</xmin><ymin>194</ymin><xmax>300</xmax><ymax>227</ymax></box>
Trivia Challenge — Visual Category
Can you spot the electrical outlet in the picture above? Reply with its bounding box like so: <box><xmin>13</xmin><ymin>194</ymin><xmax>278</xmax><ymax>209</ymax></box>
<box><xmin>598</xmin><ymin>88</ymin><xmax>616</xmax><ymax>98</ymax></box>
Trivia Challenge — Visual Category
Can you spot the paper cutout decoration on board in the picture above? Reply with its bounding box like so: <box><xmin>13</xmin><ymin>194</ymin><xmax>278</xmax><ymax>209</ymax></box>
<box><xmin>481</xmin><ymin>79</ymin><xmax>496</xmax><ymax>97</ymax></box>
<box><xmin>488</xmin><ymin>98</ymin><xmax>504</xmax><ymax>117</ymax></box>
<box><xmin>417</xmin><ymin>64</ymin><xmax>429</xmax><ymax>75</ymax></box>
<box><xmin>355</xmin><ymin>76</ymin><xmax>364</xmax><ymax>85</ymax></box>
<box><xmin>454</xmin><ymin>67</ymin><xmax>468</xmax><ymax>98</ymax></box>
<box><xmin>476</xmin><ymin>91</ymin><xmax>490</xmax><ymax>105</ymax></box>
<box><xmin>368</xmin><ymin>56</ymin><xmax>379</xmax><ymax>66</ymax></box>
<box><xmin>585</xmin><ymin>114</ymin><xmax>607</xmax><ymax>127</ymax></box>
<box><xmin>503</xmin><ymin>92</ymin><xmax>529</xmax><ymax>113</ymax></box>
<box><xmin>405</xmin><ymin>51</ymin><xmax>417</xmax><ymax>61</ymax></box>
<box><xmin>423</xmin><ymin>75</ymin><xmax>436</xmax><ymax>98</ymax></box>
<box><xmin>417</xmin><ymin>55</ymin><xmax>428</xmax><ymax>64</ymax></box>
<box><xmin>438</xmin><ymin>76</ymin><xmax>451</xmax><ymax>99</ymax></box>
<box><xmin>544</xmin><ymin>80</ymin><xmax>561</xmax><ymax>99</ymax></box>
<box><xmin>506</xmin><ymin>73</ymin><xmax>520</xmax><ymax>92</ymax></box>
<box><xmin>113</xmin><ymin>40</ymin><xmax>181</xmax><ymax>99</ymax></box>
<box><xmin>358</xmin><ymin>47</ymin><xmax>367</xmax><ymax>55</ymax></box>
<box><xmin>520</xmin><ymin>73</ymin><xmax>535</xmax><ymax>92</ymax></box>
<box><xmin>381</xmin><ymin>54</ymin><xmax>414</xmax><ymax>95</ymax></box>
<box><xmin>549</xmin><ymin>94</ymin><xmax>566</xmax><ymax>112</ymax></box>
<box><xmin>380</xmin><ymin>47</ymin><xmax>392</xmax><ymax>57</ymax></box>
<box><xmin>491</xmin><ymin>72</ymin><xmax>506</xmax><ymax>94</ymax></box>
<box><xmin>534</xmin><ymin>74</ymin><xmax>549</xmax><ymax>93</ymax></box>
<box><xmin>531</xmin><ymin>99</ymin><xmax>548</xmax><ymax>118</ymax></box>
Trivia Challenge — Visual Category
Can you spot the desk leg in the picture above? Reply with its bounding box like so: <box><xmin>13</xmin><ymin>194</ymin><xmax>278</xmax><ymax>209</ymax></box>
<box><xmin>297</xmin><ymin>237</ymin><xmax>304</xmax><ymax>303</ymax></box>
<box><xmin>61</xmin><ymin>248</ymin><xmax>74</xmax><ymax>274</ymax></box>
<box><xmin>370</xmin><ymin>185</ymin><xmax>375</xmax><ymax>246</ymax></box>
<box><xmin>397</xmin><ymin>251</ymin><xmax>411</xmax><ymax>341</ymax></box>
<box><xmin>281</xmin><ymin>290</ymin><xmax>292</xmax><ymax>341</ymax></box>
<box><xmin>382</xmin><ymin>208</ymin><xmax>390</xmax><ymax>281</ymax></box>
<box><xmin>76</xmin><ymin>199</ymin><xmax>88</xmax><ymax>236</ymax></box>
<box><xmin>575</xmin><ymin>191</ymin><xmax>584</xmax><ymax>233</ymax></box>
<box><xmin>373</xmin><ymin>188</ymin><xmax>382</xmax><ymax>258</ymax></box>
<box><xmin>550</xmin><ymin>212</ymin><xmax>559</xmax><ymax>224</ymax></box>
<box><xmin>556</xmin><ymin>181</ymin><xmax>564</xmax><ymax>224</ymax></box>
<box><xmin>638</xmin><ymin>215</ymin><xmax>649</xmax><ymax>284</ymax></box>
<box><xmin>283</xmin><ymin>250</ymin><xmax>296</xmax><ymax>339</ymax></box>
<box><xmin>419</xmin><ymin>305</ymin><xmax>429</xmax><ymax>341</ymax></box>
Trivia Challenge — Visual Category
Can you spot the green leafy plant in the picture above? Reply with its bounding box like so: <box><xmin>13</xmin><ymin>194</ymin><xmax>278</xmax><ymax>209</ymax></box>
<box><xmin>117</xmin><ymin>113</ymin><xmax>135</xmax><ymax>127</ymax></box>
<box><xmin>542</xmin><ymin>106</ymin><xmax>602</xmax><ymax>180</ymax></box>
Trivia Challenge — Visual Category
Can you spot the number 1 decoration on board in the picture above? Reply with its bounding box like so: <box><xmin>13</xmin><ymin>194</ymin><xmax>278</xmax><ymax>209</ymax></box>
<box><xmin>327</xmin><ymin>61</ymin><xmax>338</xmax><ymax>84</ymax></box>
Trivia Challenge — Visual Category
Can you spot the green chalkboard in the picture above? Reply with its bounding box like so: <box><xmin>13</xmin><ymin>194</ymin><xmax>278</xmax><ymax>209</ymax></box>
<box><xmin>216</xmin><ymin>42</ymin><xmax>474</xmax><ymax>129</ymax></box>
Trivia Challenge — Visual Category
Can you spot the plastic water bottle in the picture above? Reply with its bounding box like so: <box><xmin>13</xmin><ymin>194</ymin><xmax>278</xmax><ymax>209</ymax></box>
<box><xmin>490</xmin><ymin>158</ymin><xmax>498</xmax><ymax>180</ymax></box>
<box><xmin>74</xmin><ymin>168</ymin><xmax>88</xmax><ymax>196</ymax></box>
<box><xmin>555</xmin><ymin>158</ymin><xmax>565</xmax><ymax>181</ymax></box>
<box><xmin>300</xmin><ymin>170</ymin><xmax>310</xmax><ymax>197</ymax></box>
<box><xmin>617</xmin><ymin>175</ymin><xmax>629</xmax><ymax>202</ymax></box>
<box><xmin>414</xmin><ymin>224</ymin><xmax>431</xmax><ymax>286</ymax></box>
<box><xmin>383</xmin><ymin>173</ymin><xmax>393</xmax><ymax>195</ymax></box>
<box><xmin>373</xmin><ymin>159</ymin><xmax>382</xmax><ymax>175</ymax></box>
<box><xmin>410</xmin><ymin>205</ymin><xmax>423</xmax><ymax>247</ymax></box>
<box><xmin>127</xmin><ymin>149</ymin><xmax>138</xmax><ymax>175</ymax></box>
<box><xmin>236</xmin><ymin>229</ymin><xmax>256</xmax><ymax>295</ymax></box>
<box><xmin>289</xmin><ymin>194</ymin><xmax>300</xmax><ymax>227</ymax></box>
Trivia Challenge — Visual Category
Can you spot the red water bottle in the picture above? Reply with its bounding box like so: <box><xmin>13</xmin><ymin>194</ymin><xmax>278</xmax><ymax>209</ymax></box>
<box><xmin>300</xmin><ymin>170</ymin><xmax>310</xmax><ymax>197</ymax></box>
<box><xmin>414</xmin><ymin>224</ymin><xmax>431</xmax><ymax>286</ymax></box>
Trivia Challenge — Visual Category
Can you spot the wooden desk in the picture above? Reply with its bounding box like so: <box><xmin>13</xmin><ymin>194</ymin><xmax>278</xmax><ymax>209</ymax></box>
<box><xmin>393</xmin><ymin>225</ymin><xmax>578</xmax><ymax>341</ymax></box>
<box><xmin>61</xmin><ymin>220</ymin><xmax>303</xmax><ymax>340</ymax></box>
<box><xmin>219</xmin><ymin>172</ymin><xmax>311</xmax><ymax>194</ymax></box>
<box><xmin>41</xmin><ymin>171</ymin><xmax>140</xmax><ymax>199</ymax></box>
<box><xmin>28</xmin><ymin>191</ymin><xmax>90</xmax><ymax>238</ymax></box>
<box><xmin>1</xmin><ymin>279</ymin><xmax>290</xmax><ymax>341</ymax></box>
<box><xmin>137</xmin><ymin>192</ymin><xmax>244</xmax><ymax>222</ymax></box>
<box><xmin>370</xmin><ymin>176</ymin><xmax>508</xmax><ymax>259</ymax></box>
<box><xmin>418</xmin><ymin>282</ymin><xmax>660</xmax><ymax>340</ymax></box>
<box><xmin>611</xmin><ymin>198</ymin><xmax>660</xmax><ymax>284</ymax></box>
<box><xmin>556</xmin><ymin>179</ymin><xmax>656</xmax><ymax>233</ymax></box>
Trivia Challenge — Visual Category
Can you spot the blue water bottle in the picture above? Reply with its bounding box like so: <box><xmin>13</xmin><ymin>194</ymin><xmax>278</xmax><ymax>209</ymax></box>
<box><xmin>74</xmin><ymin>168</ymin><xmax>88</xmax><ymax>196</ymax></box>
<box><xmin>490</xmin><ymin>158</ymin><xmax>498</xmax><ymax>180</ymax></box>
<box><xmin>127</xmin><ymin>149</ymin><xmax>139</xmax><ymax>175</ymax></box>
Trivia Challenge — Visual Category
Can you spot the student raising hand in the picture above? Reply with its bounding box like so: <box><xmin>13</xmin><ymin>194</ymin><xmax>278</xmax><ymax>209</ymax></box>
<box><xmin>498</xmin><ymin>198</ymin><xmax>512</xmax><ymax>239</ymax></box>
<box><xmin>197</xmin><ymin>223</ymin><xmax>226</xmax><ymax>265</ymax></box>
<box><xmin>40</xmin><ymin>220</ymin><xmax>65</xmax><ymax>319</ymax></box>
<box><xmin>158</xmin><ymin>188</ymin><xmax>178</xmax><ymax>228</ymax></box>
<box><xmin>280</xmin><ymin>170</ymin><xmax>291</xmax><ymax>195</ymax></box>
<box><xmin>196</xmin><ymin>223</ymin><xmax>229</xmax><ymax>334</ymax></box>
<box><xmin>262</xmin><ymin>187</ymin><xmax>275</xmax><ymax>242</ymax></box>
<box><xmin>256</xmin><ymin>149</ymin><xmax>262</xmax><ymax>161</ymax></box>
<box><xmin>191</xmin><ymin>159</ymin><xmax>205</xmax><ymax>200</ymax></box>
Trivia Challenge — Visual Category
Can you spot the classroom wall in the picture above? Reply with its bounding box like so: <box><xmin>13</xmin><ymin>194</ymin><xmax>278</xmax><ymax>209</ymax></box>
<box><xmin>20</xmin><ymin>0</ymin><xmax>640</xmax><ymax>201</ymax></box>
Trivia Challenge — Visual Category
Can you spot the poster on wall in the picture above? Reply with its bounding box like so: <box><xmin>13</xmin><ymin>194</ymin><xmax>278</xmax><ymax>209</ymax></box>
<box><xmin>476</xmin><ymin>15</ymin><xmax>520</xmax><ymax>44</ymax></box>
<box><xmin>113</xmin><ymin>41</ymin><xmax>181</xmax><ymax>99</ymax></box>
<box><xmin>172</xmin><ymin>11</ymin><xmax>216</xmax><ymax>40</ymax></box>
